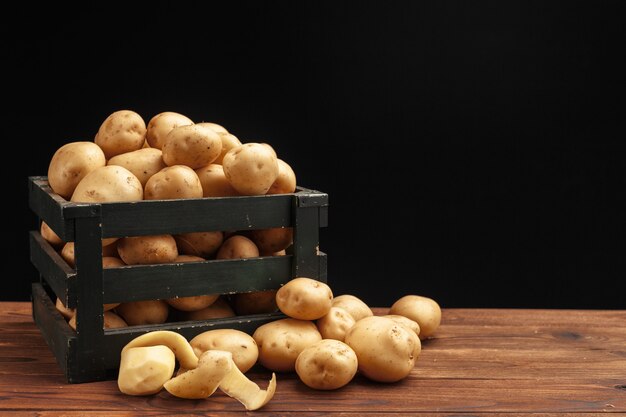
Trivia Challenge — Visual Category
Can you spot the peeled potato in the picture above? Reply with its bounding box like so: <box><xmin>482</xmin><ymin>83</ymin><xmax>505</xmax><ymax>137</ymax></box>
<box><xmin>118</xmin><ymin>345</ymin><xmax>175</xmax><ymax>396</ymax></box>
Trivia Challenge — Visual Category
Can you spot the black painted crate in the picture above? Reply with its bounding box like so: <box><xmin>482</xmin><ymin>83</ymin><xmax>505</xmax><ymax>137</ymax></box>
<box><xmin>28</xmin><ymin>176</ymin><xmax>328</xmax><ymax>383</ymax></box>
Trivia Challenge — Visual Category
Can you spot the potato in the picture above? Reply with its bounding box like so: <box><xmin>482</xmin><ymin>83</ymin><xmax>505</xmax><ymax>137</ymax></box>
<box><xmin>71</xmin><ymin>165</ymin><xmax>143</xmax><ymax>203</ymax></box>
<box><xmin>55</xmin><ymin>298</ymin><xmax>74</xmax><ymax>320</ymax></box>
<box><xmin>107</xmin><ymin>148</ymin><xmax>166</xmax><ymax>187</ymax></box>
<box><xmin>233</xmin><ymin>290</ymin><xmax>278</xmax><ymax>315</ymax></box>
<box><xmin>95</xmin><ymin>110</ymin><xmax>146</xmax><ymax>158</ymax></box>
<box><xmin>102</xmin><ymin>240</ymin><xmax>119</xmax><ymax>257</ymax></box>
<box><xmin>222</xmin><ymin>143</ymin><xmax>279</xmax><ymax>195</ymax></box>
<box><xmin>40</xmin><ymin>222</ymin><xmax>64</xmax><ymax>249</ymax></box>
<box><xmin>174</xmin><ymin>231</ymin><xmax>224</xmax><ymax>258</ymax></box>
<box><xmin>267</xmin><ymin>159</ymin><xmax>297</xmax><ymax>194</ymax></box>
<box><xmin>261</xmin><ymin>249</ymin><xmax>286</xmax><ymax>257</ymax></box>
<box><xmin>69</xmin><ymin>311</ymin><xmax>128</xmax><ymax>330</ymax></box>
<box><xmin>276</xmin><ymin>277</ymin><xmax>333</xmax><ymax>320</ymax></box>
<box><xmin>146</xmin><ymin>111</ymin><xmax>193</xmax><ymax>149</ymax></box>
<box><xmin>249</xmin><ymin>227</ymin><xmax>293</xmax><ymax>253</ymax></box>
<box><xmin>345</xmin><ymin>316</ymin><xmax>421</xmax><ymax>383</ymax></box>
<box><xmin>115</xmin><ymin>300</ymin><xmax>169</xmax><ymax>325</ymax></box>
<box><xmin>389</xmin><ymin>295</ymin><xmax>441</xmax><ymax>339</ymax></box>
<box><xmin>316</xmin><ymin>306</ymin><xmax>356</xmax><ymax>341</ymax></box>
<box><xmin>213</xmin><ymin>133</ymin><xmax>242</xmax><ymax>165</ymax></box>
<box><xmin>165</xmin><ymin>254</ymin><xmax>219</xmax><ymax>311</ymax></box>
<box><xmin>60</xmin><ymin>244</ymin><xmax>125</xmax><ymax>269</ymax></box>
<box><xmin>162</xmin><ymin>124</ymin><xmax>222</xmax><ymax>169</ymax></box>
<box><xmin>117</xmin><ymin>235</ymin><xmax>178</xmax><ymax>265</ymax></box>
<box><xmin>216</xmin><ymin>235</ymin><xmax>259</xmax><ymax>259</ymax></box>
<box><xmin>144</xmin><ymin>165</ymin><xmax>203</xmax><ymax>200</ymax></box>
<box><xmin>331</xmin><ymin>294</ymin><xmax>373</xmax><ymax>322</ymax></box>
<box><xmin>184</xmin><ymin>297</ymin><xmax>235</xmax><ymax>320</ymax></box>
<box><xmin>195</xmin><ymin>164</ymin><xmax>239</xmax><ymax>197</ymax></box>
<box><xmin>48</xmin><ymin>142</ymin><xmax>106</xmax><ymax>199</ymax></box>
<box><xmin>118</xmin><ymin>345</ymin><xmax>175</xmax><ymax>396</ymax></box>
<box><xmin>190</xmin><ymin>329</ymin><xmax>258</xmax><ymax>373</ymax></box>
<box><xmin>295</xmin><ymin>339</ymin><xmax>358</xmax><ymax>390</ymax></box>
<box><xmin>253</xmin><ymin>318</ymin><xmax>322</xmax><ymax>372</ymax></box>
<box><xmin>383</xmin><ymin>314</ymin><xmax>421</xmax><ymax>337</ymax></box>
<box><xmin>102</xmin><ymin>256</ymin><xmax>125</xmax><ymax>268</ymax></box>
<box><xmin>197</xmin><ymin>122</ymin><xmax>228</xmax><ymax>135</ymax></box>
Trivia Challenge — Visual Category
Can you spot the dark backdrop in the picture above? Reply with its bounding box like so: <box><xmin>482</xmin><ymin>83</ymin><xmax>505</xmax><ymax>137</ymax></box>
<box><xmin>6</xmin><ymin>1</ymin><xmax>626</xmax><ymax>308</ymax></box>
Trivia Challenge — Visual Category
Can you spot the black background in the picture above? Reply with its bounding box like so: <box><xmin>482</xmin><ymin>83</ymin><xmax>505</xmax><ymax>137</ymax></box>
<box><xmin>6</xmin><ymin>1</ymin><xmax>626</xmax><ymax>308</ymax></box>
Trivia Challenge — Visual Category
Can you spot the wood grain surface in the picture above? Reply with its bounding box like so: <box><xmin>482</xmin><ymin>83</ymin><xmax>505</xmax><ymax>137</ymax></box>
<box><xmin>1</xmin><ymin>302</ymin><xmax>625</xmax><ymax>416</ymax></box>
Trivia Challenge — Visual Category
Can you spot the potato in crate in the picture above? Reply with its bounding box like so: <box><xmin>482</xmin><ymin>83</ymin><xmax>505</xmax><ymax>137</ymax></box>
<box><xmin>28</xmin><ymin>110</ymin><xmax>328</xmax><ymax>383</ymax></box>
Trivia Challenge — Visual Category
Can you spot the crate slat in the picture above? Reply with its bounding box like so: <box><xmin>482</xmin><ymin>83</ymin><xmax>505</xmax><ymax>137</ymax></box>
<box><xmin>101</xmin><ymin>255</ymin><xmax>294</xmax><ymax>303</ymax></box>
<box><xmin>29</xmin><ymin>231</ymin><xmax>76</xmax><ymax>308</ymax></box>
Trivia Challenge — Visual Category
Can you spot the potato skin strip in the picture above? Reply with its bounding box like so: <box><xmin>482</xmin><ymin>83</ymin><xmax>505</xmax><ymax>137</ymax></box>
<box><xmin>219</xmin><ymin>366</ymin><xmax>277</xmax><ymax>411</ymax></box>
<box><xmin>122</xmin><ymin>330</ymin><xmax>199</xmax><ymax>369</ymax></box>
<box><xmin>164</xmin><ymin>350</ymin><xmax>233</xmax><ymax>399</ymax></box>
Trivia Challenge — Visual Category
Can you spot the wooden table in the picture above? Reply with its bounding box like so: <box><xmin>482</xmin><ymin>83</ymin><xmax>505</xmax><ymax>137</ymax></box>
<box><xmin>1</xmin><ymin>303</ymin><xmax>625</xmax><ymax>416</ymax></box>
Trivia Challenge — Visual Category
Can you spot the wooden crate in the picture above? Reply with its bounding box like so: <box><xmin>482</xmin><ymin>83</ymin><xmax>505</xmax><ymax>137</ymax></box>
<box><xmin>28</xmin><ymin>176</ymin><xmax>328</xmax><ymax>383</ymax></box>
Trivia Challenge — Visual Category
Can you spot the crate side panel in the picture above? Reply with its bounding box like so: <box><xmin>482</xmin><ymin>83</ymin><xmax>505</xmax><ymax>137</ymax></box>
<box><xmin>29</xmin><ymin>231</ymin><xmax>76</xmax><ymax>308</ymax></box>
<box><xmin>99</xmin><ymin>195</ymin><xmax>292</xmax><ymax>237</ymax></box>
<box><xmin>101</xmin><ymin>313</ymin><xmax>287</xmax><ymax>369</ymax></box>
<box><xmin>102</xmin><ymin>256</ymin><xmax>292</xmax><ymax>303</ymax></box>
<box><xmin>28</xmin><ymin>177</ymin><xmax>74</xmax><ymax>241</ymax></box>
<box><xmin>31</xmin><ymin>283</ymin><xmax>75</xmax><ymax>378</ymax></box>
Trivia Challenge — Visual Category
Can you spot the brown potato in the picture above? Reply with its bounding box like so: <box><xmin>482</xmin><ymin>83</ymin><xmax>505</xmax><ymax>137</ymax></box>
<box><xmin>216</xmin><ymin>235</ymin><xmax>259</xmax><ymax>259</ymax></box>
<box><xmin>190</xmin><ymin>329</ymin><xmax>258</xmax><ymax>373</ymax></box>
<box><xmin>144</xmin><ymin>165</ymin><xmax>203</xmax><ymax>200</ymax></box>
<box><xmin>183</xmin><ymin>297</ymin><xmax>235</xmax><ymax>320</ymax></box>
<box><xmin>233</xmin><ymin>290</ymin><xmax>278</xmax><ymax>315</ymax></box>
<box><xmin>331</xmin><ymin>294</ymin><xmax>373</xmax><ymax>322</ymax></box>
<box><xmin>146</xmin><ymin>112</ymin><xmax>193</xmax><ymax>149</ymax></box>
<box><xmin>295</xmin><ymin>339</ymin><xmax>358</xmax><ymax>390</ymax></box>
<box><xmin>253</xmin><ymin>318</ymin><xmax>322</xmax><ymax>372</ymax></box>
<box><xmin>174</xmin><ymin>231</ymin><xmax>224</xmax><ymax>258</ymax></box>
<box><xmin>195</xmin><ymin>164</ymin><xmax>239</xmax><ymax>197</ymax></box>
<box><xmin>383</xmin><ymin>314</ymin><xmax>421</xmax><ymax>337</ymax></box>
<box><xmin>40</xmin><ymin>222</ymin><xmax>64</xmax><ymax>249</ymax></box>
<box><xmin>267</xmin><ymin>159</ymin><xmax>297</xmax><ymax>194</ymax></box>
<box><xmin>316</xmin><ymin>306</ymin><xmax>356</xmax><ymax>341</ymax></box>
<box><xmin>95</xmin><ymin>110</ymin><xmax>146</xmax><ymax>158</ymax></box>
<box><xmin>107</xmin><ymin>148</ymin><xmax>166</xmax><ymax>187</ymax></box>
<box><xmin>213</xmin><ymin>133</ymin><xmax>242</xmax><ymax>165</ymax></box>
<box><xmin>345</xmin><ymin>316</ymin><xmax>421</xmax><ymax>383</ymax></box>
<box><xmin>48</xmin><ymin>142</ymin><xmax>106</xmax><ymax>199</ymax></box>
<box><xmin>389</xmin><ymin>295</ymin><xmax>441</xmax><ymax>339</ymax></box>
<box><xmin>71</xmin><ymin>165</ymin><xmax>143</xmax><ymax>203</ymax></box>
<box><xmin>276</xmin><ymin>277</ymin><xmax>333</xmax><ymax>320</ymax></box>
<box><xmin>222</xmin><ymin>143</ymin><xmax>279</xmax><ymax>195</ymax></box>
<box><xmin>162</xmin><ymin>124</ymin><xmax>222</xmax><ymax>169</ymax></box>
<box><xmin>116</xmin><ymin>300</ymin><xmax>169</xmax><ymax>325</ymax></box>
<box><xmin>117</xmin><ymin>235</ymin><xmax>178</xmax><ymax>265</ymax></box>
<box><xmin>55</xmin><ymin>298</ymin><xmax>75</xmax><ymax>320</ymax></box>
<box><xmin>197</xmin><ymin>122</ymin><xmax>228</xmax><ymax>134</ymax></box>
<box><xmin>69</xmin><ymin>311</ymin><xmax>128</xmax><ymax>330</ymax></box>
<box><xmin>249</xmin><ymin>227</ymin><xmax>293</xmax><ymax>253</ymax></box>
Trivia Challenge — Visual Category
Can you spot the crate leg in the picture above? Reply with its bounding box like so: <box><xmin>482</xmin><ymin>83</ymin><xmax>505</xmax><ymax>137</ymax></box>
<box><xmin>71</xmin><ymin>215</ymin><xmax>106</xmax><ymax>383</ymax></box>
<box><xmin>292</xmin><ymin>203</ymin><xmax>323</xmax><ymax>281</ymax></box>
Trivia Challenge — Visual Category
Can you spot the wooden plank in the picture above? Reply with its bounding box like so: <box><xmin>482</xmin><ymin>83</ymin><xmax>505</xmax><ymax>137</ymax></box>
<box><xmin>102</xmin><ymin>256</ymin><xmax>293</xmax><ymax>303</ymax></box>
<box><xmin>3</xmin><ymin>304</ymin><xmax>626</xmax><ymax>414</ymax></box>
<box><xmin>28</xmin><ymin>177</ymin><xmax>74</xmax><ymax>241</ymax></box>
<box><xmin>29</xmin><ymin>231</ymin><xmax>76</xmax><ymax>308</ymax></box>
<box><xmin>30</xmin><ymin>284</ymin><xmax>75</xmax><ymax>377</ymax></box>
<box><xmin>292</xmin><ymin>204</ymin><xmax>322</xmax><ymax>279</ymax></box>
<box><xmin>98</xmin><ymin>194</ymin><xmax>293</xmax><ymax>237</ymax></box>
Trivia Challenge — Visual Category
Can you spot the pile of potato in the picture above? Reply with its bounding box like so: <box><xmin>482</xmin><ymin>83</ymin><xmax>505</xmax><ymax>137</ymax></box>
<box><xmin>116</xmin><ymin>277</ymin><xmax>440</xmax><ymax>410</ymax></box>
<box><xmin>43</xmin><ymin>110</ymin><xmax>298</xmax><ymax>329</ymax></box>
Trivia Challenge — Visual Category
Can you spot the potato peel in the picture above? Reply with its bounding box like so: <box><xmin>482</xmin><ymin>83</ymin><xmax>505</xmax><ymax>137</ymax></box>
<box><xmin>122</xmin><ymin>330</ymin><xmax>199</xmax><ymax>369</ymax></box>
<box><xmin>164</xmin><ymin>349</ymin><xmax>276</xmax><ymax>411</ymax></box>
<box><xmin>164</xmin><ymin>350</ymin><xmax>233</xmax><ymax>399</ymax></box>
<box><xmin>219</xmin><ymin>364</ymin><xmax>277</xmax><ymax>411</ymax></box>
